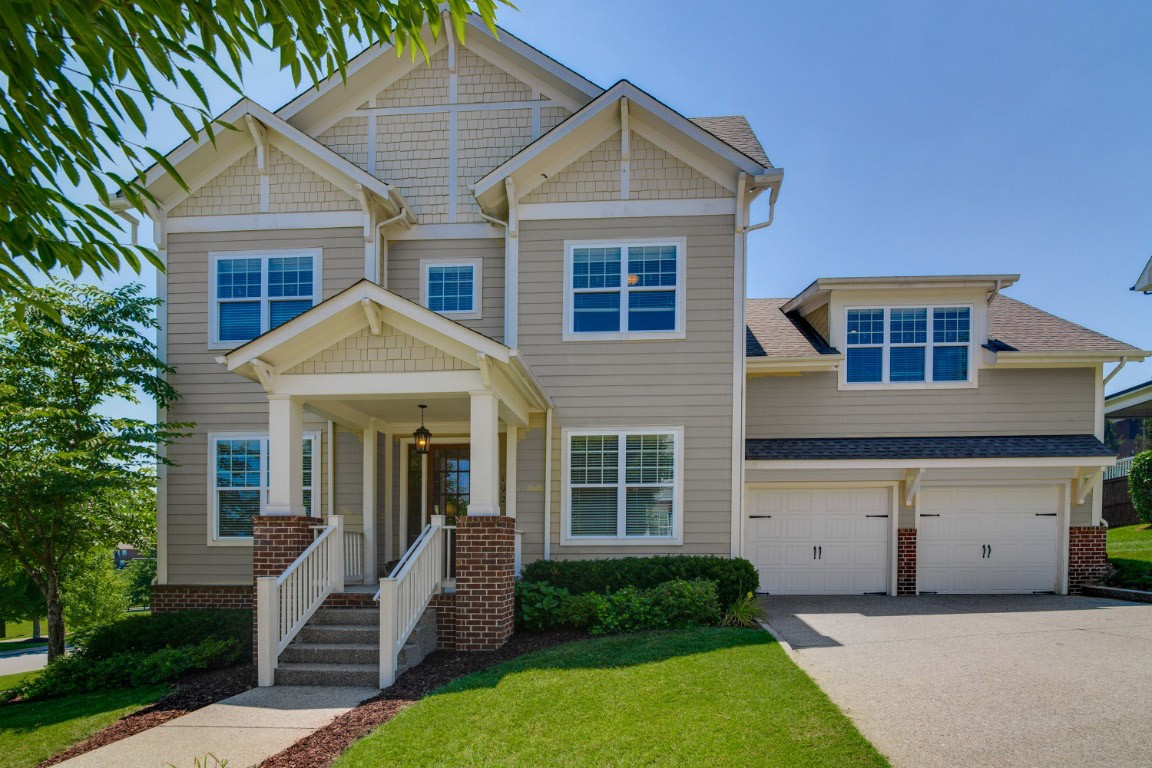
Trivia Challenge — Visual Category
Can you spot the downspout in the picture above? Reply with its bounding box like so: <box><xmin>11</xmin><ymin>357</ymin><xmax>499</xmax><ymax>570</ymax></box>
<box><xmin>375</xmin><ymin>206</ymin><xmax>410</xmax><ymax>288</ymax></box>
<box><xmin>544</xmin><ymin>407</ymin><xmax>553</xmax><ymax>560</ymax></box>
<box><xmin>1103</xmin><ymin>357</ymin><xmax>1129</xmax><ymax>386</ymax></box>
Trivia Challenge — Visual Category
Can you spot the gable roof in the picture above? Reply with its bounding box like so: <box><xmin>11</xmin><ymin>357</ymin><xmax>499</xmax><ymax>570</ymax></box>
<box><xmin>1134</xmin><ymin>254</ymin><xmax>1152</xmax><ymax>293</ymax></box>
<box><xmin>472</xmin><ymin>79</ymin><xmax>775</xmax><ymax>215</ymax></box>
<box><xmin>113</xmin><ymin>99</ymin><xmax>409</xmax><ymax>220</ymax></box>
<box><xmin>986</xmin><ymin>295</ymin><xmax>1144</xmax><ymax>356</ymax></box>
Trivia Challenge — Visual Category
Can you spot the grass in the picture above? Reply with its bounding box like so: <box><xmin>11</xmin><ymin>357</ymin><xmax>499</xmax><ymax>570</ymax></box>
<box><xmin>335</xmin><ymin>629</ymin><xmax>888</xmax><ymax>768</ymax></box>
<box><xmin>0</xmin><ymin>619</ymin><xmax>46</xmax><ymax>647</ymax></box>
<box><xmin>1107</xmin><ymin>523</ymin><xmax>1152</xmax><ymax>590</ymax></box>
<box><xmin>0</xmin><ymin>685</ymin><xmax>166</xmax><ymax>768</ymax></box>
<box><xmin>0</xmin><ymin>670</ymin><xmax>41</xmax><ymax>694</ymax></box>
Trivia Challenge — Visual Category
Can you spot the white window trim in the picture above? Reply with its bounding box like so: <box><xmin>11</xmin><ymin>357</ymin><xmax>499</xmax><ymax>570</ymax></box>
<box><xmin>562</xmin><ymin>237</ymin><xmax>687</xmax><ymax>342</ymax></box>
<box><xmin>208</xmin><ymin>248</ymin><xmax>322</xmax><ymax>350</ymax></box>
<box><xmin>419</xmin><ymin>257</ymin><xmax>483</xmax><ymax>320</ymax></box>
<box><xmin>839</xmin><ymin>303</ymin><xmax>977</xmax><ymax>390</ymax></box>
<box><xmin>206</xmin><ymin>431</ymin><xmax>321</xmax><ymax>546</ymax></box>
<box><xmin>560</xmin><ymin>426</ymin><xmax>685</xmax><ymax>546</ymax></box>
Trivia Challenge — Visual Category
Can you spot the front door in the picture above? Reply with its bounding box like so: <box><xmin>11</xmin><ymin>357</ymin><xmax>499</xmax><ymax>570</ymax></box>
<box><xmin>428</xmin><ymin>444</ymin><xmax>470</xmax><ymax>520</ymax></box>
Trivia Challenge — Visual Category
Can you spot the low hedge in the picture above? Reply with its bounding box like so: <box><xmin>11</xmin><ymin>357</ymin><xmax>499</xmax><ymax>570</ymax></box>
<box><xmin>515</xmin><ymin>579</ymin><xmax>721</xmax><ymax>635</ymax></box>
<box><xmin>10</xmin><ymin>636</ymin><xmax>241</xmax><ymax>701</ymax></box>
<box><xmin>520</xmin><ymin>555</ymin><xmax>758</xmax><ymax>609</ymax></box>
<box><xmin>75</xmin><ymin>609</ymin><xmax>252</xmax><ymax>661</ymax></box>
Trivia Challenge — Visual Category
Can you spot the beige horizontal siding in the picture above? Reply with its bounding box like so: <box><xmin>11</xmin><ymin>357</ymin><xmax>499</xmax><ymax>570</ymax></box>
<box><xmin>386</xmin><ymin>238</ymin><xmax>505</xmax><ymax>342</ymax></box>
<box><xmin>745</xmin><ymin>367</ymin><xmax>1096</xmax><ymax>439</ymax></box>
<box><xmin>516</xmin><ymin>215</ymin><xmax>738</xmax><ymax>562</ymax></box>
<box><xmin>163</xmin><ymin>228</ymin><xmax>366</xmax><ymax>586</ymax></box>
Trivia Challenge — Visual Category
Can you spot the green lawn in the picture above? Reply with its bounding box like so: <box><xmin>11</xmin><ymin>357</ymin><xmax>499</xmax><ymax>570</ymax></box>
<box><xmin>335</xmin><ymin>629</ymin><xmax>888</xmax><ymax>768</ymax></box>
<box><xmin>1107</xmin><ymin>524</ymin><xmax>1152</xmax><ymax>590</ymax></box>
<box><xmin>0</xmin><ymin>670</ymin><xmax>41</xmax><ymax>694</ymax></box>
<box><xmin>0</xmin><ymin>685</ymin><xmax>166</xmax><ymax>768</ymax></box>
<box><xmin>0</xmin><ymin>619</ymin><xmax>46</xmax><ymax>645</ymax></box>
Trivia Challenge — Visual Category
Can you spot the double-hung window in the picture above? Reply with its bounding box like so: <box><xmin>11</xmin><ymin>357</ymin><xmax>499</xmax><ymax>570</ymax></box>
<box><xmin>210</xmin><ymin>433</ymin><xmax>319</xmax><ymax>542</ymax></box>
<box><xmin>845</xmin><ymin>306</ymin><xmax>972</xmax><ymax>385</ymax></box>
<box><xmin>420</xmin><ymin>258</ymin><xmax>482</xmax><ymax>319</ymax></box>
<box><xmin>211</xmin><ymin>249</ymin><xmax>321</xmax><ymax>346</ymax></box>
<box><xmin>564</xmin><ymin>239</ymin><xmax>686</xmax><ymax>340</ymax></box>
<box><xmin>564</xmin><ymin>428</ymin><xmax>683</xmax><ymax>543</ymax></box>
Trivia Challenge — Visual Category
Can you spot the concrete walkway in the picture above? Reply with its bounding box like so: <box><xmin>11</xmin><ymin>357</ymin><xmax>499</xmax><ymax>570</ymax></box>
<box><xmin>55</xmin><ymin>685</ymin><xmax>377</xmax><ymax>768</ymax></box>
<box><xmin>762</xmin><ymin>594</ymin><xmax>1152</xmax><ymax>768</ymax></box>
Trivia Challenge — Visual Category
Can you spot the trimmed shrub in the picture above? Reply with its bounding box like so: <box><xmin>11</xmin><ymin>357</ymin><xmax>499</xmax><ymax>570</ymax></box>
<box><xmin>515</xmin><ymin>582</ymin><xmax>573</xmax><ymax>632</ymax></box>
<box><xmin>521</xmin><ymin>555</ymin><xmax>758</xmax><ymax>609</ymax></box>
<box><xmin>591</xmin><ymin>579</ymin><xmax>720</xmax><ymax>635</ymax></box>
<box><xmin>1131</xmin><ymin>451</ymin><xmax>1152</xmax><ymax>525</ymax></box>
<box><xmin>75</xmin><ymin>609</ymin><xmax>252</xmax><ymax>661</ymax></box>
<box><xmin>9</xmin><ymin>636</ymin><xmax>241</xmax><ymax>701</ymax></box>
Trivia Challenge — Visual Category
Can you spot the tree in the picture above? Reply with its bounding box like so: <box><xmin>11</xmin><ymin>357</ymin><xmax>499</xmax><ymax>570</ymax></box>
<box><xmin>0</xmin><ymin>281</ymin><xmax>182</xmax><ymax>660</ymax></box>
<box><xmin>64</xmin><ymin>550</ymin><xmax>131</xmax><ymax>632</ymax></box>
<box><xmin>1130</xmin><ymin>451</ymin><xmax>1152</xmax><ymax>526</ymax></box>
<box><xmin>0</xmin><ymin>0</ymin><xmax>501</xmax><ymax>308</ymax></box>
<box><xmin>0</xmin><ymin>562</ymin><xmax>43</xmax><ymax>640</ymax></box>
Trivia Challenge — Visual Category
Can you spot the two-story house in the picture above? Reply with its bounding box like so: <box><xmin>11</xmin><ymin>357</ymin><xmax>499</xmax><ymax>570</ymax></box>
<box><xmin>114</xmin><ymin>15</ymin><xmax>1146</xmax><ymax>687</ymax></box>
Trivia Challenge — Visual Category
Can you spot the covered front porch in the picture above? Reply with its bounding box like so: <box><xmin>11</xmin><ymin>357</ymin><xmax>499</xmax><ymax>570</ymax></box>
<box><xmin>223</xmin><ymin>281</ymin><xmax>549</xmax><ymax>686</ymax></box>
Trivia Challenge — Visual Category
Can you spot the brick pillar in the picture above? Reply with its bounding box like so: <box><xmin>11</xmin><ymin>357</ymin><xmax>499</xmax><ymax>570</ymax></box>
<box><xmin>897</xmin><ymin>528</ymin><xmax>917</xmax><ymax>595</ymax></box>
<box><xmin>431</xmin><ymin>593</ymin><xmax>457</xmax><ymax>650</ymax></box>
<box><xmin>252</xmin><ymin>515</ymin><xmax>315</xmax><ymax>666</ymax></box>
<box><xmin>1068</xmin><ymin>526</ymin><xmax>1110</xmax><ymax>594</ymax></box>
<box><xmin>454</xmin><ymin>515</ymin><xmax>515</xmax><ymax>651</ymax></box>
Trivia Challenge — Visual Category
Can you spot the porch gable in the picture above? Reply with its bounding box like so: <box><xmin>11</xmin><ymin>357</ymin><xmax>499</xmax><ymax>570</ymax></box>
<box><xmin>286</xmin><ymin>325</ymin><xmax>477</xmax><ymax>376</ymax></box>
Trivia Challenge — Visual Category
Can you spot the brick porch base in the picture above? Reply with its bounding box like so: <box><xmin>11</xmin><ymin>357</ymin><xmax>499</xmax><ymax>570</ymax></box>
<box><xmin>453</xmin><ymin>515</ymin><xmax>515</xmax><ymax>651</ymax></box>
<box><xmin>897</xmin><ymin>528</ymin><xmax>917</xmax><ymax>595</ymax></box>
<box><xmin>151</xmin><ymin>584</ymin><xmax>252</xmax><ymax>613</ymax></box>
<box><xmin>1068</xmin><ymin>525</ymin><xmax>1110</xmax><ymax>594</ymax></box>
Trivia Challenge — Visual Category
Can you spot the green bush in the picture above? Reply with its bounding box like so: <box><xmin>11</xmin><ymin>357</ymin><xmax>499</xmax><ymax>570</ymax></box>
<box><xmin>10</xmin><ymin>636</ymin><xmax>241</xmax><ymax>701</ymax></box>
<box><xmin>591</xmin><ymin>579</ymin><xmax>720</xmax><ymax>635</ymax></box>
<box><xmin>521</xmin><ymin>555</ymin><xmax>758</xmax><ymax>609</ymax></box>
<box><xmin>515</xmin><ymin>582</ymin><xmax>573</xmax><ymax>632</ymax></box>
<box><xmin>1131</xmin><ymin>451</ymin><xmax>1152</xmax><ymax>525</ymax></box>
<box><xmin>75</xmin><ymin>609</ymin><xmax>252</xmax><ymax>661</ymax></box>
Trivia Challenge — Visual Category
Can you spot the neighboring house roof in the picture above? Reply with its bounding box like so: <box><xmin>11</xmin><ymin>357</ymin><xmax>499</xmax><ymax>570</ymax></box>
<box><xmin>745</xmin><ymin>298</ymin><xmax>836</xmax><ymax>358</ymax></box>
<box><xmin>1134</xmin><ymin>254</ymin><xmax>1152</xmax><ymax>293</ymax></box>
<box><xmin>689</xmin><ymin>116</ymin><xmax>771</xmax><ymax>168</ymax></box>
<box><xmin>986</xmin><ymin>295</ymin><xmax>1144</xmax><ymax>355</ymax></box>
<box><xmin>745</xmin><ymin>434</ymin><xmax>1114</xmax><ymax>461</ymax></box>
<box><xmin>1105</xmin><ymin>378</ymin><xmax>1152</xmax><ymax>419</ymax></box>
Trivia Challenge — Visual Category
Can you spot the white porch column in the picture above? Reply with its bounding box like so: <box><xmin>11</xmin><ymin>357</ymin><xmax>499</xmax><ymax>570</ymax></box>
<box><xmin>469</xmin><ymin>390</ymin><xmax>501</xmax><ymax>516</ymax></box>
<box><xmin>362</xmin><ymin>423</ymin><xmax>379</xmax><ymax>582</ymax></box>
<box><xmin>266</xmin><ymin>395</ymin><xmax>304</xmax><ymax>516</ymax></box>
<box><xmin>505</xmin><ymin>427</ymin><xmax>518</xmax><ymax>519</ymax></box>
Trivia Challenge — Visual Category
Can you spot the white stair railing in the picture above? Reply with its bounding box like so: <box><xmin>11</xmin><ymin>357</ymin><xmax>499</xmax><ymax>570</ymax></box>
<box><xmin>256</xmin><ymin>515</ymin><xmax>345</xmax><ymax>687</ymax></box>
<box><xmin>344</xmin><ymin>530</ymin><xmax>365</xmax><ymax>583</ymax></box>
<box><xmin>376</xmin><ymin>514</ymin><xmax>446</xmax><ymax>688</ymax></box>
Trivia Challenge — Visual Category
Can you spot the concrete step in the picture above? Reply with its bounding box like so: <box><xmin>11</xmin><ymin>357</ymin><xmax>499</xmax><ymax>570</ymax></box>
<box><xmin>297</xmin><ymin>624</ymin><xmax>378</xmax><ymax>645</ymax></box>
<box><xmin>276</xmin><ymin>662</ymin><xmax>378</xmax><ymax>688</ymax></box>
<box><xmin>280</xmin><ymin>642</ymin><xmax>379</xmax><ymax>665</ymax></box>
<box><xmin>309</xmin><ymin>608</ymin><xmax>379</xmax><ymax>626</ymax></box>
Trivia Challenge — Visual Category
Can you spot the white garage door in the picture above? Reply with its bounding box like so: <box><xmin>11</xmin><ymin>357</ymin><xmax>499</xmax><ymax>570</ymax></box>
<box><xmin>745</xmin><ymin>487</ymin><xmax>890</xmax><ymax>595</ymax></box>
<box><xmin>919</xmin><ymin>486</ymin><xmax>1060</xmax><ymax>594</ymax></box>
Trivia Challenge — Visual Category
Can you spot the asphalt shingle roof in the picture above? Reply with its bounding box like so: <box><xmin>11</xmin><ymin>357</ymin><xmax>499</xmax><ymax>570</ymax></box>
<box><xmin>745</xmin><ymin>434</ymin><xmax>1114</xmax><ymax>461</ymax></box>
<box><xmin>987</xmin><ymin>295</ymin><xmax>1143</xmax><ymax>354</ymax></box>
<box><xmin>745</xmin><ymin>298</ymin><xmax>836</xmax><ymax>358</ymax></box>
<box><xmin>690</xmin><ymin>116</ymin><xmax>772</xmax><ymax>168</ymax></box>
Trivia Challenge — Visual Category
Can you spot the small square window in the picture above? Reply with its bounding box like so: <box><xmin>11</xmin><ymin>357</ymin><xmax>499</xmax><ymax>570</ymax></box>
<box><xmin>422</xmin><ymin>260</ymin><xmax>481</xmax><ymax>318</ymax></box>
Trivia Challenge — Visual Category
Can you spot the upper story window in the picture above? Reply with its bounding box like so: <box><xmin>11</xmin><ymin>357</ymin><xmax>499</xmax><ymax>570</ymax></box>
<box><xmin>845</xmin><ymin>305</ymin><xmax>972</xmax><ymax>385</ymax></box>
<box><xmin>563</xmin><ymin>238</ymin><xmax>686</xmax><ymax>341</ymax></box>
<box><xmin>210</xmin><ymin>433</ymin><xmax>318</xmax><ymax>542</ymax></box>
<box><xmin>210</xmin><ymin>249</ymin><xmax>321</xmax><ymax>347</ymax></box>
<box><xmin>563</xmin><ymin>428</ymin><xmax>683</xmax><ymax>545</ymax></box>
<box><xmin>420</xmin><ymin>258</ymin><xmax>482</xmax><ymax>320</ymax></box>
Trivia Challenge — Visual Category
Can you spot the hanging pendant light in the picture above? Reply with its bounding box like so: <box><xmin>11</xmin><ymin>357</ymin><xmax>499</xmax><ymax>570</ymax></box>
<box><xmin>413</xmin><ymin>404</ymin><xmax>431</xmax><ymax>455</ymax></box>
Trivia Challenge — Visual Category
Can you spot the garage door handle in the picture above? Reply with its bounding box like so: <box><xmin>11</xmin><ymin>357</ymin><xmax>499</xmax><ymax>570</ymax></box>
<box><xmin>1034</xmin><ymin>513</ymin><xmax>1057</xmax><ymax>517</ymax></box>
<box><xmin>749</xmin><ymin>515</ymin><xmax>772</xmax><ymax>519</ymax></box>
<box><xmin>920</xmin><ymin>514</ymin><xmax>941</xmax><ymax>517</ymax></box>
<box><xmin>865</xmin><ymin>514</ymin><xmax>889</xmax><ymax>518</ymax></box>
<box><xmin>818</xmin><ymin>545</ymin><xmax>822</xmax><ymax>559</ymax></box>
<box><xmin>813</xmin><ymin>546</ymin><xmax>817</xmax><ymax>560</ymax></box>
<box><xmin>982</xmin><ymin>545</ymin><xmax>988</xmax><ymax>558</ymax></box>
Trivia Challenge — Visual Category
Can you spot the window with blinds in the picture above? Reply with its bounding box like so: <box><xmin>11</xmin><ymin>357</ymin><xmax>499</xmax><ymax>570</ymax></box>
<box><xmin>210</xmin><ymin>433</ymin><xmax>318</xmax><ymax>540</ymax></box>
<box><xmin>210</xmin><ymin>249</ymin><xmax>320</xmax><ymax>346</ymax></box>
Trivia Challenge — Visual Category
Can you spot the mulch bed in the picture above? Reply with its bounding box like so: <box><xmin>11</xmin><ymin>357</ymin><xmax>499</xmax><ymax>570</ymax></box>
<box><xmin>259</xmin><ymin>630</ymin><xmax>587</xmax><ymax>768</ymax></box>
<box><xmin>38</xmin><ymin>664</ymin><xmax>257</xmax><ymax>767</ymax></box>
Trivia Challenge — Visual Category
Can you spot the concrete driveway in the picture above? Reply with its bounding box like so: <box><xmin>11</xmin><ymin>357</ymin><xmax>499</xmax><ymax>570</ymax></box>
<box><xmin>761</xmin><ymin>594</ymin><xmax>1152</xmax><ymax>768</ymax></box>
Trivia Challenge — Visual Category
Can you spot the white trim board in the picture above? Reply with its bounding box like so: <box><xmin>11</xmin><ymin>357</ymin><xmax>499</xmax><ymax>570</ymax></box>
<box><xmin>519</xmin><ymin>199</ymin><xmax>736</xmax><ymax>220</ymax></box>
<box><xmin>746</xmin><ymin>456</ymin><xmax>1117</xmax><ymax>471</ymax></box>
<box><xmin>167</xmin><ymin>212</ymin><xmax>364</xmax><ymax>233</ymax></box>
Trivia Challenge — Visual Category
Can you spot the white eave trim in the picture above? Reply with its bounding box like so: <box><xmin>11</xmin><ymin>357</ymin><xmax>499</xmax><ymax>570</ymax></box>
<box><xmin>991</xmin><ymin>350</ymin><xmax>1150</xmax><ymax>367</ymax></box>
<box><xmin>746</xmin><ymin>355</ymin><xmax>843</xmax><ymax>374</ymax></box>
<box><xmin>745</xmin><ymin>456</ymin><xmax>1117</xmax><ymax>471</ymax></box>
<box><xmin>781</xmin><ymin>274</ymin><xmax>1022</xmax><ymax>315</ymax></box>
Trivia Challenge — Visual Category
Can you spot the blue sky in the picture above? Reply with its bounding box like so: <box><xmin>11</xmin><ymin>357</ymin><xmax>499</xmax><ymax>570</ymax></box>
<box><xmin>83</xmin><ymin>0</ymin><xmax>1152</xmax><ymax>420</ymax></box>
